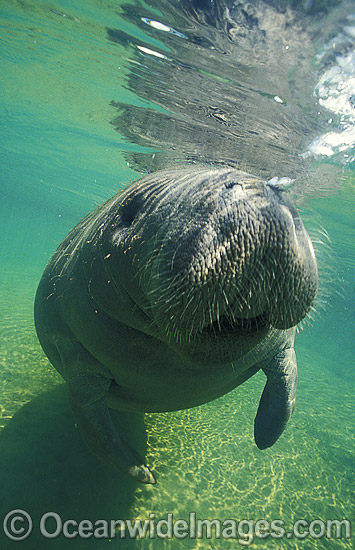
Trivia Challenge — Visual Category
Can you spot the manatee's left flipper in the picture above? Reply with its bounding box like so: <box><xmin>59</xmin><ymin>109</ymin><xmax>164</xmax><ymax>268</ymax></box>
<box><xmin>67</xmin><ymin>373</ymin><xmax>156</xmax><ymax>484</ymax></box>
<box><xmin>56</xmin><ymin>340</ymin><xmax>156</xmax><ymax>484</ymax></box>
<box><xmin>254</xmin><ymin>345</ymin><xmax>297</xmax><ymax>450</ymax></box>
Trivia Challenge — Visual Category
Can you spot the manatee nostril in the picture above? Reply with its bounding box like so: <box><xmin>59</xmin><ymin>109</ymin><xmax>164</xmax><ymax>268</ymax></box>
<box><xmin>224</xmin><ymin>181</ymin><xmax>240</xmax><ymax>190</ymax></box>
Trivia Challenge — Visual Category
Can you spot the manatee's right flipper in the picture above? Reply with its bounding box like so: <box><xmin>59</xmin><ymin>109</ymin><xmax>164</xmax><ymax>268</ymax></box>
<box><xmin>254</xmin><ymin>345</ymin><xmax>297</xmax><ymax>450</ymax></box>
<box><xmin>57</xmin><ymin>340</ymin><xmax>156</xmax><ymax>484</ymax></box>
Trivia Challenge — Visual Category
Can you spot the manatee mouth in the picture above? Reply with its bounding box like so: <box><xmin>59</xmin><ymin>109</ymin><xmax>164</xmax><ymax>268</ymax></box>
<box><xmin>167</xmin><ymin>311</ymin><xmax>271</xmax><ymax>366</ymax></box>
<box><xmin>200</xmin><ymin>312</ymin><xmax>269</xmax><ymax>339</ymax></box>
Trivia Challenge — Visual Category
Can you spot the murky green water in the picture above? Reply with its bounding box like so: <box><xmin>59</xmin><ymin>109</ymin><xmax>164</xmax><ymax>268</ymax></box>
<box><xmin>0</xmin><ymin>1</ymin><xmax>354</xmax><ymax>548</ymax></box>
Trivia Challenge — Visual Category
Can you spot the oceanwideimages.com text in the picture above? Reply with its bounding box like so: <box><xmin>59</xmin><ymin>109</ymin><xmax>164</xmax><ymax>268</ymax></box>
<box><xmin>2</xmin><ymin>510</ymin><xmax>352</xmax><ymax>545</ymax></box>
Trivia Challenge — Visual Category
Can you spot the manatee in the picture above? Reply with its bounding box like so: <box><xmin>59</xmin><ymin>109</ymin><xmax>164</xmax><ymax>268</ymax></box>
<box><xmin>34</xmin><ymin>167</ymin><xmax>318</xmax><ymax>484</ymax></box>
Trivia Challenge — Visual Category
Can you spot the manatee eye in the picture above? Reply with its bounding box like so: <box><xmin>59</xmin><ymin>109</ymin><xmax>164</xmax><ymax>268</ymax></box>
<box><xmin>120</xmin><ymin>194</ymin><xmax>141</xmax><ymax>228</ymax></box>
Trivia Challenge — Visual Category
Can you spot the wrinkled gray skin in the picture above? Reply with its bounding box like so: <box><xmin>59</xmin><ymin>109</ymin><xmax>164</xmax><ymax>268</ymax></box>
<box><xmin>34</xmin><ymin>167</ymin><xmax>318</xmax><ymax>484</ymax></box>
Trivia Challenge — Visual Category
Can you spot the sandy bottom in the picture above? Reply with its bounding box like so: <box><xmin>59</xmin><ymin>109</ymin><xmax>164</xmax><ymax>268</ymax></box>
<box><xmin>0</xmin><ymin>266</ymin><xmax>353</xmax><ymax>549</ymax></box>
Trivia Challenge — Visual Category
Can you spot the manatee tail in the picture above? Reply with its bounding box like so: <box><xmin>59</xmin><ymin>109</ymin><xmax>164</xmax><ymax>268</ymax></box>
<box><xmin>254</xmin><ymin>345</ymin><xmax>297</xmax><ymax>449</ymax></box>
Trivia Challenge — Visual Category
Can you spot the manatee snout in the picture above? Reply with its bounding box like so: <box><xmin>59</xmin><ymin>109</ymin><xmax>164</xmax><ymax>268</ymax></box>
<box><xmin>127</xmin><ymin>169</ymin><xmax>318</xmax><ymax>361</ymax></box>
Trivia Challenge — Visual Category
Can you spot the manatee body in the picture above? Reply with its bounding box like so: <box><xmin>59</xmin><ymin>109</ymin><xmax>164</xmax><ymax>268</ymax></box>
<box><xmin>34</xmin><ymin>167</ymin><xmax>318</xmax><ymax>483</ymax></box>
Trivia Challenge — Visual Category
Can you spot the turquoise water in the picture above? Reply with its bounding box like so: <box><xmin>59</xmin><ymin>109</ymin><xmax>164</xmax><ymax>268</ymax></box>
<box><xmin>0</xmin><ymin>0</ymin><xmax>354</xmax><ymax>548</ymax></box>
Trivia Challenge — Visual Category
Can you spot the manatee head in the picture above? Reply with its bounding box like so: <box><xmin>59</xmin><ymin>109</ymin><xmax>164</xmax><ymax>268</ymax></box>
<box><xmin>110</xmin><ymin>168</ymin><xmax>318</xmax><ymax>365</ymax></box>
